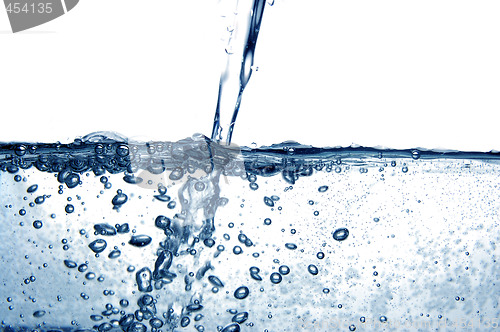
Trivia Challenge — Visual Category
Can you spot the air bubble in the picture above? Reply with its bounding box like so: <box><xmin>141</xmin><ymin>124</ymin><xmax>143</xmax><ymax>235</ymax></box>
<box><xmin>234</xmin><ymin>286</ymin><xmax>249</xmax><ymax>299</ymax></box>
<box><xmin>278</xmin><ymin>265</ymin><xmax>290</xmax><ymax>275</ymax></box>
<box><xmin>332</xmin><ymin>228</ymin><xmax>349</xmax><ymax>241</ymax></box>
<box><xmin>308</xmin><ymin>264</ymin><xmax>319</xmax><ymax>275</ymax></box>
<box><xmin>89</xmin><ymin>239</ymin><xmax>107</xmax><ymax>253</ymax></box>
<box><xmin>129</xmin><ymin>235</ymin><xmax>152</xmax><ymax>247</ymax></box>
<box><xmin>263</xmin><ymin>196</ymin><xmax>274</xmax><ymax>207</ymax></box>
<box><xmin>270</xmin><ymin>272</ymin><xmax>282</xmax><ymax>284</ymax></box>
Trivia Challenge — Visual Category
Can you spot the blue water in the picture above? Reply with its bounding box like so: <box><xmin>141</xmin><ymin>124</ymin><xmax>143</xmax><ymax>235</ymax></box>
<box><xmin>0</xmin><ymin>132</ymin><xmax>499</xmax><ymax>331</ymax></box>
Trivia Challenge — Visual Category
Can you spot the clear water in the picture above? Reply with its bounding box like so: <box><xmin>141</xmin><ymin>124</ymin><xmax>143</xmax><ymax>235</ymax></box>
<box><xmin>1</xmin><ymin>1</ymin><xmax>499</xmax><ymax>331</ymax></box>
<box><xmin>0</xmin><ymin>133</ymin><xmax>499</xmax><ymax>331</ymax></box>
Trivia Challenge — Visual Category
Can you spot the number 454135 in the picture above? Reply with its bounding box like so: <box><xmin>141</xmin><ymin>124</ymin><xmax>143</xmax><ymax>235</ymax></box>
<box><xmin>6</xmin><ymin>2</ymin><xmax>53</xmax><ymax>14</ymax></box>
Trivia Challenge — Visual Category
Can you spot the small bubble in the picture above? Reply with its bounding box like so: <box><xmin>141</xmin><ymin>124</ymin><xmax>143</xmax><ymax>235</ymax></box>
<box><xmin>380</xmin><ymin>316</ymin><xmax>387</xmax><ymax>323</ymax></box>
<box><xmin>33</xmin><ymin>310</ymin><xmax>46</xmax><ymax>318</ymax></box>
<box><xmin>65</xmin><ymin>204</ymin><xmax>74</xmax><ymax>213</ymax></box>
<box><xmin>194</xmin><ymin>182</ymin><xmax>205</xmax><ymax>191</ymax></box>
<box><xmin>270</xmin><ymin>272</ymin><xmax>282</xmax><ymax>284</ymax></box>
<box><xmin>318</xmin><ymin>185</ymin><xmax>328</xmax><ymax>192</ymax></box>
<box><xmin>317</xmin><ymin>252</ymin><xmax>325</xmax><ymax>259</ymax></box>
<box><xmin>264</xmin><ymin>218</ymin><xmax>272</xmax><ymax>225</ymax></box>
<box><xmin>234</xmin><ymin>286</ymin><xmax>249</xmax><ymax>299</ymax></box>
<box><xmin>32</xmin><ymin>220</ymin><xmax>43</xmax><ymax>229</ymax></box>
<box><xmin>89</xmin><ymin>239</ymin><xmax>107</xmax><ymax>253</ymax></box>
<box><xmin>307</xmin><ymin>264</ymin><xmax>319</xmax><ymax>275</ymax></box>
<box><xmin>64</xmin><ymin>260</ymin><xmax>77</xmax><ymax>268</ymax></box>
<box><xmin>332</xmin><ymin>228</ymin><xmax>349</xmax><ymax>241</ymax></box>
<box><xmin>263</xmin><ymin>196</ymin><xmax>274</xmax><ymax>207</ymax></box>
<box><xmin>233</xmin><ymin>246</ymin><xmax>243</xmax><ymax>255</ymax></box>
<box><xmin>278</xmin><ymin>265</ymin><xmax>290</xmax><ymax>275</ymax></box>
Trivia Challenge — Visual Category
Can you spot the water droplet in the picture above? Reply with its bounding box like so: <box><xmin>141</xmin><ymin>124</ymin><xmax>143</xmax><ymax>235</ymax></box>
<box><xmin>332</xmin><ymin>228</ymin><xmax>349</xmax><ymax>241</ymax></box>
<box><xmin>317</xmin><ymin>252</ymin><xmax>325</xmax><ymax>259</ymax></box>
<box><xmin>412</xmin><ymin>150</ymin><xmax>420</xmax><ymax>160</ymax></box>
<box><xmin>308</xmin><ymin>264</ymin><xmax>319</xmax><ymax>275</ymax></box>
<box><xmin>349</xmin><ymin>324</ymin><xmax>356</xmax><ymax>331</ymax></box>
<box><xmin>402</xmin><ymin>166</ymin><xmax>408</xmax><ymax>173</ymax></box>
<box><xmin>318</xmin><ymin>185</ymin><xmax>328</xmax><ymax>192</ymax></box>
<box><xmin>285</xmin><ymin>243</ymin><xmax>297</xmax><ymax>250</ymax></box>
<box><xmin>32</xmin><ymin>220</ymin><xmax>43</xmax><ymax>229</ymax></box>
<box><xmin>234</xmin><ymin>286</ymin><xmax>249</xmax><ymax>299</ymax></box>
<box><xmin>264</xmin><ymin>218</ymin><xmax>272</xmax><ymax>225</ymax></box>
<box><xmin>380</xmin><ymin>316</ymin><xmax>387</xmax><ymax>323</ymax></box>
<box><xmin>270</xmin><ymin>272</ymin><xmax>282</xmax><ymax>284</ymax></box>
<box><xmin>233</xmin><ymin>246</ymin><xmax>243</xmax><ymax>255</ymax></box>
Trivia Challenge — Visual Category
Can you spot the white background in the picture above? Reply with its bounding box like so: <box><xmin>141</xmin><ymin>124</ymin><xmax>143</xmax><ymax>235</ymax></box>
<box><xmin>0</xmin><ymin>0</ymin><xmax>499</xmax><ymax>150</ymax></box>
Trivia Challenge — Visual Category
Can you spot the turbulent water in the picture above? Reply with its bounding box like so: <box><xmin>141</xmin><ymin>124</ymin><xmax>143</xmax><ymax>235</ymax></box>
<box><xmin>0</xmin><ymin>132</ymin><xmax>499</xmax><ymax>332</ymax></box>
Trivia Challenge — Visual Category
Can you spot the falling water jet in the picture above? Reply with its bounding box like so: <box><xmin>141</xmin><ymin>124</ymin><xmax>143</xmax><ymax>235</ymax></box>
<box><xmin>212</xmin><ymin>0</ymin><xmax>267</xmax><ymax>145</ymax></box>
